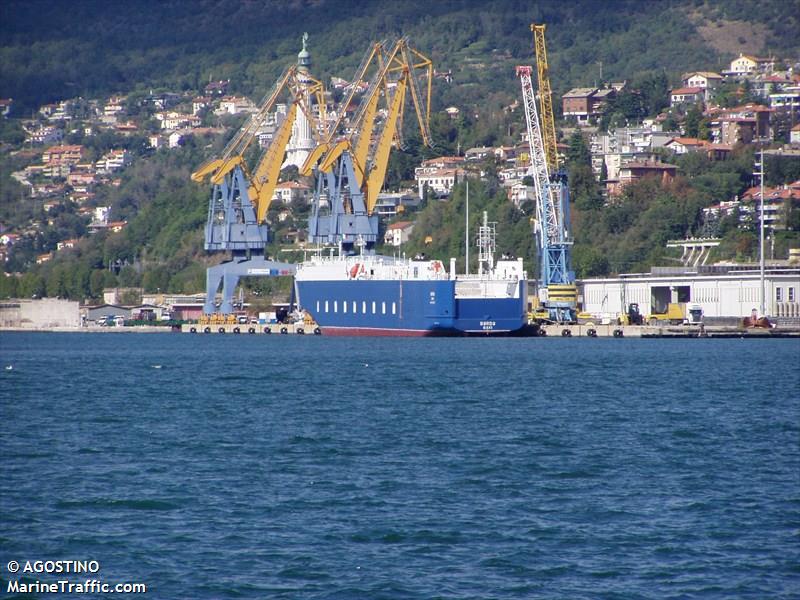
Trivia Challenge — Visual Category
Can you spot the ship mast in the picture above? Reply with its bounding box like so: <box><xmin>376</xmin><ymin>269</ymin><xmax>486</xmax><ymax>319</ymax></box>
<box><xmin>477</xmin><ymin>211</ymin><xmax>496</xmax><ymax>276</ymax></box>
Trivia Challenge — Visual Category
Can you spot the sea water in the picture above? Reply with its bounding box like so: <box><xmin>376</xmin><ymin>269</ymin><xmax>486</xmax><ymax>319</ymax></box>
<box><xmin>1</xmin><ymin>332</ymin><xmax>798</xmax><ymax>599</ymax></box>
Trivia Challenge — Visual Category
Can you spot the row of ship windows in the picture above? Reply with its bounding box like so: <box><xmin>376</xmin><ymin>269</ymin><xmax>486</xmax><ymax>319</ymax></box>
<box><xmin>316</xmin><ymin>300</ymin><xmax>397</xmax><ymax>315</ymax></box>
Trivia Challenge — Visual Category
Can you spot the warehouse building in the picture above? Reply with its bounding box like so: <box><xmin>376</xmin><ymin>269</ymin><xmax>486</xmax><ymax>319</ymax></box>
<box><xmin>579</xmin><ymin>263</ymin><xmax>800</xmax><ymax>324</ymax></box>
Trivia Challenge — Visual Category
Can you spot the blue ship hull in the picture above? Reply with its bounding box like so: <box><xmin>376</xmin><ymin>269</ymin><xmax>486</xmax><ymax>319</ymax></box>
<box><xmin>296</xmin><ymin>279</ymin><xmax>528</xmax><ymax>336</ymax></box>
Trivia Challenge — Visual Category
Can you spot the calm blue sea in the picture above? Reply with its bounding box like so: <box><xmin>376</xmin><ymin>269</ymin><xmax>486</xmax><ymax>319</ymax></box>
<box><xmin>1</xmin><ymin>332</ymin><xmax>798</xmax><ymax>599</ymax></box>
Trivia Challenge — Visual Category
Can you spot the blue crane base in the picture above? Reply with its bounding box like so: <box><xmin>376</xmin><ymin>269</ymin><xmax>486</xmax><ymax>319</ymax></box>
<box><xmin>204</xmin><ymin>255</ymin><xmax>297</xmax><ymax>314</ymax></box>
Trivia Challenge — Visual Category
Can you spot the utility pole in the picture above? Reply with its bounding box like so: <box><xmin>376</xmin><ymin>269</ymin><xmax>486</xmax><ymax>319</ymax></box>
<box><xmin>465</xmin><ymin>180</ymin><xmax>469</xmax><ymax>275</ymax></box>
<box><xmin>758</xmin><ymin>148</ymin><xmax>766</xmax><ymax>316</ymax></box>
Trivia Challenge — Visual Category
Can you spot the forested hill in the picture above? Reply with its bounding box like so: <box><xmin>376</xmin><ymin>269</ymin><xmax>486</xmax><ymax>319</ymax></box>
<box><xmin>2</xmin><ymin>0</ymin><xmax>799</xmax><ymax>114</ymax></box>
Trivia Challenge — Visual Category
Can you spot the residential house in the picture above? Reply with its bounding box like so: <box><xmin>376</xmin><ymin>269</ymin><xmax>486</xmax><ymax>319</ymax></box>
<box><xmin>42</xmin><ymin>101</ymin><xmax>70</xmax><ymax>122</ymax></box>
<box><xmin>156</xmin><ymin>111</ymin><xmax>200</xmax><ymax>130</ymax></box>
<box><xmin>608</xmin><ymin>160</ymin><xmax>678</xmax><ymax>196</ymax></box>
<box><xmin>728</xmin><ymin>54</ymin><xmax>774</xmax><ymax>76</ymax></box>
<box><xmin>707</xmin><ymin>103</ymin><xmax>772</xmax><ymax>145</ymax></box>
<box><xmin>740</xmin><ymin>181</ymin><xmax>800</xmax><ymax>230</ymax></box>
<box><xmin>374</xmin><ymin>191</ymin><xmax>419</xmax><ymax>217</ymax></box>
<box><xmin>384</xmin><ymin>221</ymin><xmax>415</xmax><ymax>247</ymax></box>
<box><xmin>272</xmin><ymin>181</ymin><xmax>311</xmax><ymax>204</ymax></box>
<box><xmin>93</xmin><ymin>206</ymin><xmax>111</xmax><ymax>224</ymax></box>
<box><xmin>108</xmin><ymin>221</ymin><xmax>127</xmax><ymax>233</ymax></box>
<box><xmin>168</xmin><ymin>131</ymin><xmax>186</xmax><ymax>148</ymax></box>
<box><xmin>43</xmin><ymin>145</ymin><xmax>83</xmax><ymax>165</ymax></box>
<box><xmin>493</xmin><ymin>146</ymin><xmax>517</xmax><ymax>163</ymax></box>
<box><xmin>705</xmin><ymin>144</ymin><xmax>734</xmax><ymax>161</ymax></box>
<box><xmin>415</xmin><ymin>156</ymin><xmax>466</xmax><ymax>175</ymax></box>
<box><xmin>31</xmin><ymin>183</ymin><xmax>65</xmax><ymax>198</ymax></box>
<box><xmin>589</xmin><ymin>127</ymin><xmax>664</xmax><ymax>180</ymax></box>
<box><xmin>663</xmin><ymin>137</ymin><xmax>708</xmax><ymax>154</ymax></box>
<box><xmin>562</xmin><ymin>87</ymin><xmax>615</xmax><ymax>125</ymax></box>
<box><xmin>670</xmin><ymin>87</ymin><xmax>704</xmax><ymax>108</ymax></box>
<box><xmin>103</xmin><ymin>96</ymin><xmax>126</xmax><ymax>117</ymax></box>
<box><xmin>215</xmin><ymin>96</ymin><xmax>257</xmax><ymax>115</ymax></box>
<box><xmin>791</xmin><ymin>124</ymin><xmax>800</xmax><ymax>145</ymax></box>
<box><xmin>27</xmin><ymin>126</ymin><xmax>63</xmax><ymax>145</ymax></box>
<box><xmin>98</xmin><ymin>149</ymin><xmax>132</xmax><ymax>173</ymax></box>
<box><xmin>702</xmin><ymin>199</ymin><xmax>743</xmax><ymax>229</ymax></box>
<box><xmin>465</xmin><ymin>146</ymin><xmax>493</xmax><ymax>161</ymax></box>
<box><xmin>415</xmin><ymin>168</ymin><xmax>465</xmax><ymax>199</ymax></box>
<box><xmin>56</xmin><ymin>238</ymin><xmax>79</xmax><ymax>251</ymax></box>
<box><xmin>67</xmin><ymin>170</ymin><xmax>97</xmax><ymax>190</ymax></box>
<box><xmin>114</xmin><ymin>121</ymin><xmax>139</xmax><ymax>136</ymax></box>
<box><xmin>498</xmin><ymin>165</ymin><xmax>530</xmax><ymax>183</ymax></box>
<box><xmin>507</xmin><ymin>183</ymin><xmax>535</xmax><ymax>209</ymax></box>
<box><xmin>192</xmin><ymin>96</ymin><xmax>212</xmax><ymax>115</ymax></box>
<box><xmin>445</xmin><ymin>106</ymin><xmax>460</xmax><ymax>119</ymax></box>
<box><xmin>752</xmin><ymin>75</ymin><xmax>793</xmax><ymax>98</ymax></box>
<box><xmin>769</xmin><ymin>85</ymin><xmax>800</xmax><ymax>115</ymax></box>
<box><xmin>682</xmin><ymin>72</ymin><xmax>723</xmax><ymax>93</ymax></box>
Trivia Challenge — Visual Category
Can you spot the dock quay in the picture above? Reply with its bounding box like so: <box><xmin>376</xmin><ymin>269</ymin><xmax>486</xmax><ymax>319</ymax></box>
<box><xmin>181</xmin><ymin>323</ymin><xmax>320</xmax><ymax>335</ymax></box>
<box><xmin>539</xmin><ymin>323</ymin><xmax>800</xmax><ymax>338</ymax></box>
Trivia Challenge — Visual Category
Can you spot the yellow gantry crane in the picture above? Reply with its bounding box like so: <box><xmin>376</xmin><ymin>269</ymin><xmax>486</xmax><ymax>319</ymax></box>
<box><xmin>305</xmin><ymin>38</ymin><xmax>433</xmax><ymax>213</ymax></box>
<box><xmin>191</xmin><ymin>66</ymin><xmax>326</xmax><ymax>223</ymax></box>
<box><xmin>304</xmin><ymin>37</ymin><xmax>434</xmax><ymax>251</ymax></box>
<box><xmin>192</xmin><ymin>59</ymin><xmax>326</xmax><ymax>315</ymax></box>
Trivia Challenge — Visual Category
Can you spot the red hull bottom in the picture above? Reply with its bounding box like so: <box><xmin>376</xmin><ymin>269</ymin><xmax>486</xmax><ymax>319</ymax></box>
<box><xmin>320</xmin><ymin>326</ymin><xmax>454</xmax><ymax>337</ymax></box>
<box><xmin>319</xmin><ymin>326</ymin><xmax>536</xmax><ymax>337</ymax></box>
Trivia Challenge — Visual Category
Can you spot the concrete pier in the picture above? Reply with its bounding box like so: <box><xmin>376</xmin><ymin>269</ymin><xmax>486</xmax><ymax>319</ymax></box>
<box><xmin>539</xmin><ymin>323</ymin><xmax>800</xmax><ymax>338</ymax></box>
<box><xmin>182</xmin><ymin>323</ymin><xmax>320</xmax><ymax>335</ymax></box>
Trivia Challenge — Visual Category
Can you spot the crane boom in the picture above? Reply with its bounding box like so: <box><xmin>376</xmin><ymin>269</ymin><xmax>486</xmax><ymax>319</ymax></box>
<box><xmin>249</xmin><ymin>101</ymin><xmax>298</xmax><ymax>222</ymax></box>
<box><xmin>366</xmin><ymin>75</ymin><xmax>408</xmax><ymax>213</ymax></box>
<box><xmin>517</xmin><ymin>66</ymin><xmax>548</xmax><ymax>240</ymax></box>
<box><xmin>532</xmin><ymin>24</ymin><xmax>559</xmax><ymax>172</ymax></box>
<box><xmin>191</xmin><ymin>66</ymin><xmax>295</xmax><ymax>183</ymax></box>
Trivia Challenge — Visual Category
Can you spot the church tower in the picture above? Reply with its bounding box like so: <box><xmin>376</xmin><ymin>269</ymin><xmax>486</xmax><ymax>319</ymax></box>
<box><xmin>283</xmin><ymin>33</ymin><xmax>316</xmax><ymax>170</ymax></box>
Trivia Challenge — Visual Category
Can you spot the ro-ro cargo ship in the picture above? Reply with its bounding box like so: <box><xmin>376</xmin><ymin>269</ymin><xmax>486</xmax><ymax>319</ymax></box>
<box><xmin>294</xmin><ymin>213</ymin><xmax>529</xmax><ymax>336</ymax></box>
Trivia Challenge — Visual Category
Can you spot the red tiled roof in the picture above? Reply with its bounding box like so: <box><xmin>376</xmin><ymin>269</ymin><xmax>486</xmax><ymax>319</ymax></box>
<box><xmin>386</xmin><ymin>221</ymin><xmax>413</xmax><ymax>231</ymax></box>
<box><xmin>666</xmin><ymin>137</ymin><xmax>706</xmax><ymax>147</ymax></box>
<box><xmin>671</xmin><ymin>87</ymin><xmax>703</xmax><ymax>95</ymax></box>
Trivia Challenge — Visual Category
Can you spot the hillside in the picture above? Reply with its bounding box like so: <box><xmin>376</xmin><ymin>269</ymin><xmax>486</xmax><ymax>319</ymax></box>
<box><xmin>2</xmin><ymin>0</ymin><xmax>799</xmax><ymax>114</ymax></box>
<box><xmin>0</xmin><ymin>0</ymin><xmax>798</xmax><ymax>303</ymax></box>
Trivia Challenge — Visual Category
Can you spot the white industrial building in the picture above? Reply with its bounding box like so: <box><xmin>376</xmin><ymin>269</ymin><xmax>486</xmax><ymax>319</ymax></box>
<box><xmin>579</xmin><ymin>265</ymin><xmax>800</xmax><ymax>323</ymax></box>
